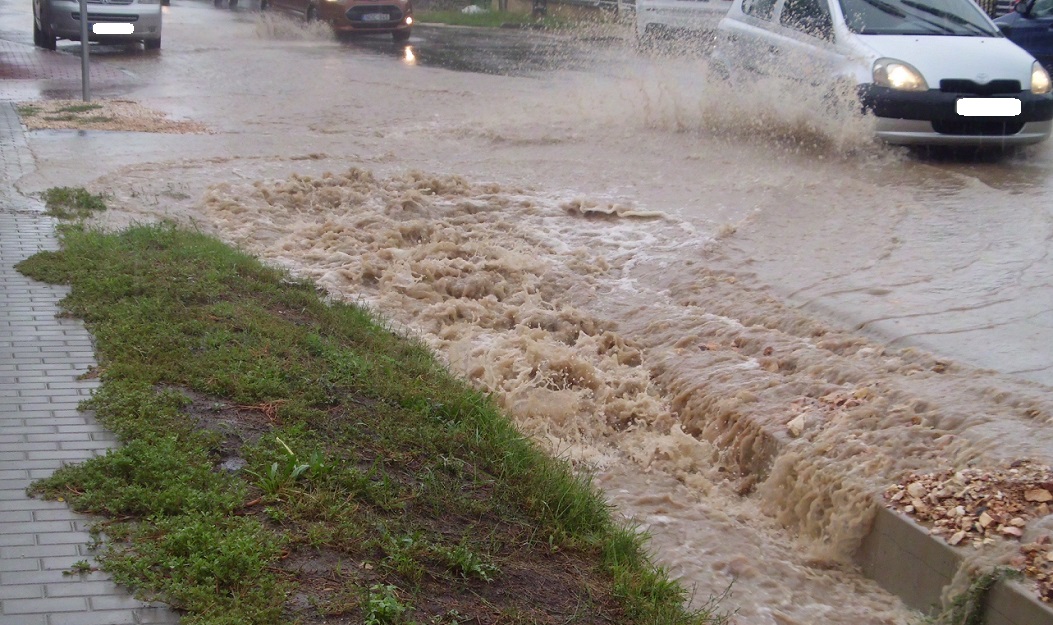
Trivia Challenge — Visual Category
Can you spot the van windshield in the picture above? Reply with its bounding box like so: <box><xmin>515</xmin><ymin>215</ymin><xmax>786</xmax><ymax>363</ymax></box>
<box><xmin>838</xmin><ymin>0</ymin><xmax>1000</xmax><ymax>35</ymax></box>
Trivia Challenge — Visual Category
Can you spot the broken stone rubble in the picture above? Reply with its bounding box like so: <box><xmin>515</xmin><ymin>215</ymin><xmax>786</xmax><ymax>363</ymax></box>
<box><xmin>884</xmin><ymin>461</ymin><xmax>1053</xmax><ymax>602</ymax></box>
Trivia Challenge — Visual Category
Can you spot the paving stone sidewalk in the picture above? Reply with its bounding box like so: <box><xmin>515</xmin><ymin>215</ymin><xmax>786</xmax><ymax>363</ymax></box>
<box><xmin>0</xmin><ymin>37</ymin><xmax>138</xmax><ymax>101</ymax></box>
<box><xmin>0</xmin><ymin>101</ymin><xmax>180</xmax><ymax>624</ymax></box>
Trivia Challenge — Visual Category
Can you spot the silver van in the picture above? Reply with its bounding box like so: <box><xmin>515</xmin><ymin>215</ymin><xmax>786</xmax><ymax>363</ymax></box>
<box><xmin>33</xmin><ymin>0</ymin><xmax>163</xmax><ymax>50</ymax></box>
<box><xmin>636</xmin><ymin>0</ymin><xmax>735</xmax><ymax>45</ymax></box>
<box><xmin>712</xmin><ymin>0</ymin><xmax>1053</xmax><ymax>145</ymax></box>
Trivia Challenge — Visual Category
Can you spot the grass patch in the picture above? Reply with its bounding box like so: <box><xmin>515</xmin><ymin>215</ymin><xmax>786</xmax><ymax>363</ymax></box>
<box><xmin>42</xmin><ymin>113</ymin><xmax>117</xmax><ymax>124</ymax></box>
<box><xmin>17</xmin><ymin>104</ymin><xmax>41</xmax><ymax>117</ymax></box>
<box><xmin>57</xmin><ymin>103</ymin><xmax>105</xmax><ymax>113</ymax></box>
<box><xmin>41</xmin><ymin>187</ymin><xmax>107</xmax><ymax>220</ymax></box>
<box><xmin>415</xmin><ymin>9</ymin><xmax>573</xmax><ymax>28</ymax></box>
<box><xmin>18</xmin><ymin>204</ymin><xmax>728</xmax><ymax>625</ymax></box>
<box><xmin>81</xmin><ymin>115</ymin><xmax>117</xmax><ymax>125</ymax></box>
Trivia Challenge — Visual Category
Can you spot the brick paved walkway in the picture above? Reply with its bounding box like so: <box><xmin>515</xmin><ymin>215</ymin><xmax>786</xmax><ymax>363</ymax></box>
<box><xmin>0</xmin><ymin>38</ymin><xmax>138</xmax><ymax>100</ymax></box>
<box><xmin>0</xmin><ymin>102</ymin><xmax>179</xmax><ymax>624</ymax></box>
<box><xmin>0</xmin><ymin>39</ymin><xmax>132</xmax><ymax>81</ymax></box>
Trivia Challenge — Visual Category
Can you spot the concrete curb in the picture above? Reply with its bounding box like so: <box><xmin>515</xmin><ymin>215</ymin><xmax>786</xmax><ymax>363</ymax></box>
<box><xmin>857</xmin><ymin>499</ymin><xmax>1053</xmax><ymax>624</ymax></box>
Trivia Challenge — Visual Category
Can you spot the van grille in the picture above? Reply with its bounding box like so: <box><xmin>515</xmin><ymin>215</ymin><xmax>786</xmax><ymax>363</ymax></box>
<box><xmin>939</xmin><ymin>79</ymin><xmax>1021</xmax><ymax>95</ymax></box>
<box><xmin>71</xmin><ymin>12</ymin><xmax>139</xmax><ymax>21</ymax></box>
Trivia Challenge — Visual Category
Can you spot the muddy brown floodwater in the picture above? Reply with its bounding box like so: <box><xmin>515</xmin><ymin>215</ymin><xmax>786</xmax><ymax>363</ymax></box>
<box><xmin>8</xmin><ymin>1</ymin><xmax>1053</xmax><ymax>623</ymax></box>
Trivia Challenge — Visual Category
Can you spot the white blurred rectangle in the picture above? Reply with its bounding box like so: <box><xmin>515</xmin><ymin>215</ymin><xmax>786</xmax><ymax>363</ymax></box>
<box><xmin>92</xmin><ymin>23</ymin><xmax>134</xmax><ymax>34</ymax></box>
<box><xmin>956</xmin><ymin>98</ymin><xmax>1021</xmax><ymax>117</ymax></box>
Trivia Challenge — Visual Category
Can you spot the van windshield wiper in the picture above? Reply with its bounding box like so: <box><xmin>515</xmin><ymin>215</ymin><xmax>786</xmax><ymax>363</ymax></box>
<box><xmin>851</xmin><ymin>0</ymin><xmax>907</xmax><ymax>20</ymax></box>
<box><xmin>899</xmin><ymin>0</ymin><xmax>992</xmax><ymax>34</ymax></box>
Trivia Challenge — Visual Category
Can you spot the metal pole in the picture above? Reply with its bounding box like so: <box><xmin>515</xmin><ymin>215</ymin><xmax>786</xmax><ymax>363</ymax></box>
<box><xmin>79</xmin><ymin>0</ymin><xmax>90</xmax><ymax>101</ymax></box>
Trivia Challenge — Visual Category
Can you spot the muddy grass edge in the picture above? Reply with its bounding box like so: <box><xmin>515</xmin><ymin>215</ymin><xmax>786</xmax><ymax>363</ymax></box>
<box><xmin>16</xmin><ymin>187</ymin><xmax>730</xmax><ymax>625</ymax></box>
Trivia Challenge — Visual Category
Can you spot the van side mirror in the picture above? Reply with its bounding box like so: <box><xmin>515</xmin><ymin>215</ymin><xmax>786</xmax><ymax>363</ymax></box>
<box><xmin>1014</xmin><ymin>0</ymin><xmax>1029</xmax><ymax>15</ymax></box>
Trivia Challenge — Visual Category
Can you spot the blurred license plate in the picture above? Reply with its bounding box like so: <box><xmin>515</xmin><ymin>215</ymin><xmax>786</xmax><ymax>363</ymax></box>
<box><xmin>92</xmin><ymin>23</ymin><xmax>133</xmax><ymax>34</ymax></box>
<box><xmin>956</xmin><ymin>98</ymin><xmax>1021</xmax><ymax>117</ymax></box>
<box><xmin>362</xmin><ymin>12</ymin><xmax>389</xmax><ymax>21</ymax></box>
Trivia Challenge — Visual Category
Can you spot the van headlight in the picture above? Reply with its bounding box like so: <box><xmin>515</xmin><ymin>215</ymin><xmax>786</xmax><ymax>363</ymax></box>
<box><xmin>1032</xmin><ymin>61</ymin><xmax>1051</xmax><ymax>95</ymax></box>
<box><xmin>873</xmin><ymin>58</ymin><xmax>928</xmax><ymax>91</ymax></box>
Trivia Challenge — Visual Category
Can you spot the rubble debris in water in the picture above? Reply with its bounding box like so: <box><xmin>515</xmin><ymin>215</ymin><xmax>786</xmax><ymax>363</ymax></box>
<box><xmin>1023</xmin><ymin>536</ymin><xmax>1053</xmax><ymax>602</ymax></box>
<box><xmin>885</xmin><ymin>461</ymin><xmax>1053</xmax><ymax>602</ymax></box>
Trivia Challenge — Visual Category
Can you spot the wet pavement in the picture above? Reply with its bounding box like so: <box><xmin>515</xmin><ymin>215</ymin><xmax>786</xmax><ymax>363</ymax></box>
<box><xmin>3</xmin><ymin>0</ymin><xmax>1053</xmax><ymax>623</ymax></box>
<box><xmin>0</xmin><ymin>39</ymin><xmax>139</xmax><ymax>101</ymax></box>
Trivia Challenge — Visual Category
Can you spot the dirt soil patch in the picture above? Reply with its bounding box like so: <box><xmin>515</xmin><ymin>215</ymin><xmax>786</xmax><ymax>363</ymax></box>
<box><xmin>176</xmin><ymin>381</ymin><xmax>626</xmax><ymax>625</ymax></box>
<box><xmin>17</xmin><ymin>99</ymin><xmax>208</xmax><ymax>133</ymax></box>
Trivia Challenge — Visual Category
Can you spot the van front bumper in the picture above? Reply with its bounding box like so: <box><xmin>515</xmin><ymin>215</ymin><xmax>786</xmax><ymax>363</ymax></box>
<box><xmin>858</xmin><ymin>85</ymin><xmax>1053</xmax><ymax>146</ymax></box>
<box><xmin>48</xmin><ymin>1</ymin><xmax>161</xmax><ymax>42</ymax></box>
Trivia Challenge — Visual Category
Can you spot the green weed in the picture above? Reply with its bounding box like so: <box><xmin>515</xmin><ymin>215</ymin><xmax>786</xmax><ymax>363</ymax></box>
<box><xmin>922</xmin><ymin>567</ymin><xmax>1022</xmax><ymax>625</ymax></box>
<box><xmin>379</xmin><ymin>531</ymin><xmax>427</xmax><ymax>584</ymax></box>
<box><xmin>249</xmin><ymin>461</ymin><xmax>308</xmax><ymax>497</ymax></box>
<box><xmin>103</xmin><ymin>512</ymin><xmax>287</xmax><ymax>623</ymax></box>
<box><xmin>41</xmin><ymin>187</ymin><xmax>107</xmax><ymax>220</ymax></box>
<box><xmin>64</xmin><ymin>559</ymin><xmax>94</xmax><ymax>575</ymax></box>
<box><xmin>30</xmin><ymin>436</ymin><xmax>243</xmax><ymax>517</ymax></box>
<box><xmin>432</xmin><ymin>538</ymin><xmax>498</xmax><ymax>582</ymax></box>
<box><xmin>365</xmin><ymin>584</ymin><xmax>411</xmax><ymax>625</ymax></box>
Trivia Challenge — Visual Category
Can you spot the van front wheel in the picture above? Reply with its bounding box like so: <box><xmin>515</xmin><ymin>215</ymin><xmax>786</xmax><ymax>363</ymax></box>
<box><xmin>35</xmin><ymin>10</ymin><xmax>57</xmax><ymax>50</ymax></box>
<box><xmin>42</xmin><ymin>21</ymin><xmax>56</xmax><ymax>50</ymax></box>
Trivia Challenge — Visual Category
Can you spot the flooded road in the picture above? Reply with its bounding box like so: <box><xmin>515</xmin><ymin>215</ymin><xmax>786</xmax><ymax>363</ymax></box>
<box><xmin>5</xmin><ymin>1</ymin><xmax>1053</xmax><ymax>623</ymax></box>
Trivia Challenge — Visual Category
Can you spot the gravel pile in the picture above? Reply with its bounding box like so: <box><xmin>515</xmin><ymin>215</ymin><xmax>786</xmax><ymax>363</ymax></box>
<box><xmin>885</xmin><ymin>461</ymin><xmax>1053</xmax><ymax>601</ymax></box>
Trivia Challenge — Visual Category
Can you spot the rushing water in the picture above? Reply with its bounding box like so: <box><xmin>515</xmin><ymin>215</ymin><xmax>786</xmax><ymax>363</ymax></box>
<box><xmin>9</xmin><ymin>3</ymin><xmax>1053</xmax><ymax>622</ymax></box>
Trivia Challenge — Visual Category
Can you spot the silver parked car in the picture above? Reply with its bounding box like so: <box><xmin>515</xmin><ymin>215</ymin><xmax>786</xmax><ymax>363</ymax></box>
<box><xmin>712</xmin><ymin>0</ymin><xmax>1053</xmax><ymax>145</ymax></box>
<box><xmin>33</xmin><ymin>0</ymin><xmax>163</xmax><ymax>50</ymax></box>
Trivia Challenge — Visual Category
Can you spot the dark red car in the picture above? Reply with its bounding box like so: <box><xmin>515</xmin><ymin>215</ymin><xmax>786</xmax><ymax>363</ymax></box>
<box><xmin>265</xmin><ymin>0</ymin><xmax>412</xmax><ymax>40</ymax></box>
